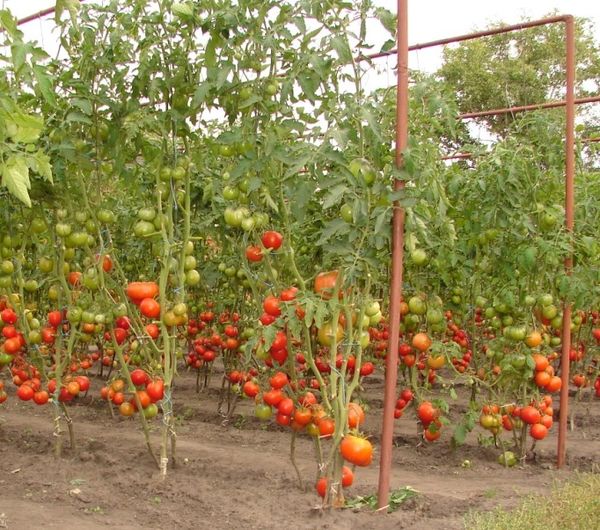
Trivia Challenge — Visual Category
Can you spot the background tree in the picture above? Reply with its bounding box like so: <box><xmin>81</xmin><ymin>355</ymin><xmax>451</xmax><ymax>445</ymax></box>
<box><xmin>438</xmin><ymin>13</ymin><xmax>600</xmax><ymax>136</ymax></box>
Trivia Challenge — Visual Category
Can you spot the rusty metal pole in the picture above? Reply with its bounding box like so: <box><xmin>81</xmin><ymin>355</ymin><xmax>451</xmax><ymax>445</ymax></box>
<box><xmin>557</xmin><ymin>15</ymin><xmax>576</xmax><ymax>469</ymax></box>
<box><xmin>458</xmin><ymin>95</ymin><xmax>600</xmax><ymax>120</ymax></box>
<box><xmin>16</xmin><ymin>0</ymin><xmax>87</xmax><ymax>26</ymax></box>
<box><xmin>377</xmin><ymin>0</ymin><xmax>408</xmax><ymax>509</ymax></box>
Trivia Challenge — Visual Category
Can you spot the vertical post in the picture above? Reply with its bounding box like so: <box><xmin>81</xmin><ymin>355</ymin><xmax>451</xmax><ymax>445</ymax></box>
<box><xmin>557</xmin><ymin>15</ymin><xmax>575</xmax><ymax>469</ymax></box>
<box><xmin>377</xmin><ymin>0</ymin><xmax>409</xmax><ymax>509</ymax></box>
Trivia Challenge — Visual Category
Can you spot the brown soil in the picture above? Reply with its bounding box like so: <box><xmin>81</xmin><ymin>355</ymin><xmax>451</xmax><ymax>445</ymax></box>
<box><xmin>0</xmin><ymin>370</ymin><xmax>598</xmax><ymax>530</ymax></box>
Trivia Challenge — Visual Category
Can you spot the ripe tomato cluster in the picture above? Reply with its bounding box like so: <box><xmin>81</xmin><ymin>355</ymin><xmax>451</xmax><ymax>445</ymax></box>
<box><xmin>100</xmin><ymin>370</ymin><xmax>164</xmax><ymax>419</ymax></box>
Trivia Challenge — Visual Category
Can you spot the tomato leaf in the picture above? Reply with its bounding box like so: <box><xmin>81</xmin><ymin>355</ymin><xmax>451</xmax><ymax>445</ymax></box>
<box><xmin>0</xmin><ymin>9</ymin><xmax>17</xmax><ymax>37</ymax></box>
<box><xmin>374</xmin><ymin>7</ymin><xmax>397</xmax><ymax>37</ymax></box>
<box><xmin>27</xmin><ymin>150</ymin><xmax>53</xmax><ymax>183</ymax></box>
<box><xmin>32</xmin><ymin>65</ymin><xmax>56</xmax><ymax>106</ymax></box>
<box><xmin>302</xmin><ymin>298</ymin><xmax>315</xmax><ymax>328</ymax></box>
<box><xmin>71</xmin><ymin>97</ymin><xmax>92</xmax><ymax>115</ymax></box>
<box><xmin>331</xmin><ymin>35</ymin><xmax>352</xmax><ymax>63</ymax></box>
<box><xmin>261</xmin><ymin>322</ymin><xmax>277</xmax><ymax>351</ymax></box>
<box><xmin>316</xmin><ymin>219</ymin><xmax>350</xmax><ymax>246</ymax></box>
<box><xmin>1</xmin><ymin>156</ymin><xmax>31</xmax><ymax>207</ymax></box>
<box><xmin>313</xmin><ymin>302</ymin><xmax>328</xmax><ymax>328</ymax></box>
<box><xmin>322</xmin><ymin>183</ymin><xmax>347</xmax><ymax>209</ymax></box>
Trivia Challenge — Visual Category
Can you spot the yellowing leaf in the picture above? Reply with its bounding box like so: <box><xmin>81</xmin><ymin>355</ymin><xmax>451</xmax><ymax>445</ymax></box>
<box><xmin>2</xmin><ymin>156</ymin><xmax>31</xmax><ymax>207</ymax></box>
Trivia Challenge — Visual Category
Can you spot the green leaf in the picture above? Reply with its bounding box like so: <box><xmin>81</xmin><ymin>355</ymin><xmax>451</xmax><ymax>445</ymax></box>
<box><xmin>192</xmin><ymin>83</ymin><xmax>212</xmax><ymax>107</ymax></box>
<box><xmin>172</xmin><ymin>2</ymin><xmax>194</xmax><ymax>18</ymax></box>
<box><xmin>238</xmin><ymin>94</ymin><xmax>262</xmax><ymax>109</ymax></box>
<box><xmin>375</xmin><ymin>7</ymin><xmax>397</xmax><ymax>37</ymax></box>
<box><xmin>452</xmin><ymin>423</ymin><xmax>468</xmax><ymax>446</ymax></box>
<box><xmin>316</xmin><ymin>219</ymin><xmax>350</xmax><ymax>246</ymax></box>
<box><xmin>55</xmin><ymin>0</ymin><xmax>80</xmax><ymax>27</ymax></box>
<box><xmin>374</xmin><ymin>209</ymin><xmax>390</xmax><ymax>235</ymax></box>
<box><xmin>381</xmin><ymin>39</ymin><xmax>396</xmax><ymax>53</ymax></box>
<box><xmin>331</xmin><ymin>35</ymin><xmax>352</xmax><ymax>63</ymax></box>
<box><xmin>261</xmin><ymin>323</ymin><xmax>277</xmax><ymax>351</ymax></box>
<box><xmin>65</xmin><ymin>111</ymin><xmax>92</xmax><ymax>125</ymax></box>
<box><xmin>9</xmin><ymin>112</ymin><xmax>44</xmax><ymax>143</ymax></box>
<box><xmin>71</xmin><ymin>97</ymin><xmax>92</xmax><ymax>115</ymax></box>
<box><xmin>205</xmin><ymin>38</ymin><xmax>217</xmax><ymax>68</ymax></box>
<box><xmin>303</xmin><ymin>298</ymin><xmax>315</xmax><ymax>328</ymax></box>
<box><xmin>297</xmin><ymin>73</ymin><xmax>317</xmax><ymax>102</ymax></box>
<box><xmin>11</xmin><ymin>42</ymin><xmax>29</xmax><ymax>74</ymax></box>
<box><xmin>322</xmin><ymin>183</ymin><xmax>347</xmax><ymax>209</ymax></box>
<box><xmin>28</xmin><ymin>150</ymin><xmax>53</xmax><ymax>183</ymax></box>
<box><xmin>1</xmin><ymin>156</ymin><xmax>31</xmax><ymax>207</ymax></box>
<box><xmin>0</xmin><ymin>9</ymin><xmax>18</xmax><ymax>37</ymax></box>
<box><xmin>314</xmin><ymin>302</ymin><xmax>328</xmax><ymax>328</ymax></box>
<box><xmin>33</xmin><ymin>66</ymin><xmax>56</xmax><ymax>106</ymax></box>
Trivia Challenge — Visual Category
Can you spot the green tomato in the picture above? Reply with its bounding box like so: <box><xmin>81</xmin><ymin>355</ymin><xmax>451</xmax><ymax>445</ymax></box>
<box><xmin>97</xmin><ymin>209</ymin><xmax>115</xmax><ymax>224</ymax></box>
<box><xmin>31</xmin><ymin>217</ymin><xmax>47</xmax><ymax>233</ymax></box>
<box><xmin>55</xmin><ymin>223</ymin><xmax>72</xmax><ymax>237</ymax></box>
<box><xmin>138</xmin><ymin>207</ymin><xmax>156</xmax><ymax>221</ymax></box>
<box><xmin>23</xmin><ymin>279</ymin><xmax>39</xmax><ymax>293</ymax></box>
<box><xmin>0</xmin><ymin>260</ymin><xmax>14</xmax><ymax>275</ymax></box>
<box><xmin>340</xmin><ymin>203</ymin><xmax>353</xmax><ymax>223</ymax></box>
<box><xmin>134</xmin><ymin>220</ymin><xmax>156</xmax><ymax>238</ymax></box>
<box><xmin>255</xmin><ymin>404</ymin><xmax>273</xmax><ymax>421</ymax></box>
<box><xmin>410</xmin><ymin>249</ymin><xmax>428</xmax><ymax>266</ymax></box>
<box><xmin>223</xmin><ymin>208</ymin><xmax>244</xmax><ymax>228</ymax></box>
<box><xmin>185</xmin><ymin>269</ymin><xmax>201</xmax><ymax>286</ymax></box>
<box><xmin>408</xmin><ymin>296</ymin><xmax>426</xmax><ymax>315</ymax></box>
<box><xmin>349</xmin><ymin>157</ymin><xmax>376</xmax><ymax>186</ymax></box>
<box><xmin>223</xmin><ymin>185</ymin><xmax>239</xmax><ymax>201</ymax></box>
<box><xmin>365</xmin><ymin>301</ymin><xmax>381</xmax><ymax>317</ymax></box>
<box><xmin>498</xmin><ymin>451</ymin><xmax>517</xmax><ymax>467</ymax></box>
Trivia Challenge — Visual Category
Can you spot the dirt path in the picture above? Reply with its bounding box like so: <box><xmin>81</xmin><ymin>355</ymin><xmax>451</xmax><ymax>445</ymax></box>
<box><xmin>0</xmin><ymin>371</ymin><xmax>597</xmax><ymax>530</ymax></box>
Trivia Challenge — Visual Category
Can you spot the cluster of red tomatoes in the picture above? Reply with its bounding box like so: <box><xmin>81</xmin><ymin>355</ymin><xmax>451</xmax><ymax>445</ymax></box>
<box><xmin>186</xmin><ymin>309</ymin><xmax>242</xmax><ymax>369</ymax></box>
<box><xmin>245</xmin><ymin>230</ymin><xmax>284</xmax><ymax>263</ymax></box>
<box><xmin>417</xmin><ymin>401</ymin><xmax>443</xmax><ymax>442</ymax></box>
<box><xmin>100</xmin><ymin>369</ymin><xmax>164</xmax><ymax>418</ymax></box>
<box><xmin>479</xmin><ymin>397</ymin><xmax>554</xmax><ymax>442</ymax></box>
<box><xmin>532</xmin><ymin>353</ymin><xmax>562</xmax><ymax>393</ymax></box>
<box><xmin>393</xmin><ymin>388</ymin><xmax>414</xmax><ymax>419</ymax></box>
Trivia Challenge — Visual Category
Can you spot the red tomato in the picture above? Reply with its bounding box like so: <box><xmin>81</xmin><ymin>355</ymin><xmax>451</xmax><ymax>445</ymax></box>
<box><xmin>48</xmin><ymin>310</ymin><xmax>62</xmax><ymax>328</ymax></box>
<box><xmin>269</xmin><ymin>371</ymin><xmax>288</xmax><ymax>389</ymax></box>
<box><xmin>263</xmin><ymin>389</ymin><xmax>284</xmax><ymax>407</ymax></box>
<box><xmin>530</xmin><ymin>423</ymin><xmax>548</xmax><ymax>440</ymax></box>
<box><xmin>243</xmin><ymin>380</ymin><xmax>260</xmax><ymax>398</ymax></box>
<box><xmin>146</xmin><ymin>379</ymin><xmax>164</xmax><ymax>402</ymax></box>
<box><xmin>314</xmin><ymin>270</ymin><xmax>339</xmax><ymax>299</ymax></box>
<box><xmin>126</xmin><ymin>281</ymin><xmax>159</xmax><ymax>302</ymax></box>
<box><xmin>261</xmin><ymin>231</ymin><xmax>283</xmax><ymax>250</ymax></box>
<box><xmin>417</xmin><ymin>401</ymin><xmax>439</xmax><ymax>426</ymax></box>
<box><xmin>245</xmin><ymin>245</ymin><xmax>263</xmax><ymax>262</ymax></box>
<box><xmin>33</xmin><ymin>390</ymin><xmax>49</xmax><ymax>405</ymax></box>
<box><xmin>520</xmin><ymin>405</ymin><xmax>541</xmax><ymax>425</ymax></box>
<box><xmin>139</xmin><ymin>298</ymin><xmax>161</xmax><ymax>319</ymax></box>
<box><xmin>17</xmin><ymin>384</ymin><xmax>35</xmax><ymax>401</ymax></box>
<box><xmin>75</xmin><ymin>376</ymin><xmax>90</xmax><ymax>392</ymax></box>
<box><xmin>263</xmin><ymin>296</ymin><xmax>281</xmax><ymax>317</ymax></box>
<box><xmin>146</xmin><ymin>323</ymin><xmax>160</xmax><ymax>339</ymax></box>
<box><xmin>1</xmin><ymin>308</ymin><xmax>17</xmax><ymax>325</ymax></box>
<box><xmin>278</xmin><ymin>397</ymin><xmax>294</xmax><ymax>416</ymax></box>
<box><xmin>3</xmin><ymin>337</ymin><xmax>21</xmax><ymax>354</ymax></box>
<box><xmin>131</xmin><ymin>369</ymin><xmax>147</xmax><ymax>386</ymax></box>
<box><xmin>340</xmin><ymin>435</ymin><xmax>373</xmax><ymax>466</ymax></box>
<box><xmin>280</xmin><ymin>287</ymin><xmax>298</xmax><ymax>302</ymax></box>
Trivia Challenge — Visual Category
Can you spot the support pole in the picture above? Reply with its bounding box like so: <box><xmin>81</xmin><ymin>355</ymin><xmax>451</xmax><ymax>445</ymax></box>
<box><xmin>557</xmin><ymin>15</ymin><xmax>576</xmax><ymax>470</ymax></box>
<box><xmin>377</xmin><ymin>0</ymin><xmax>408</xmax><ymax>509</ymax></box>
